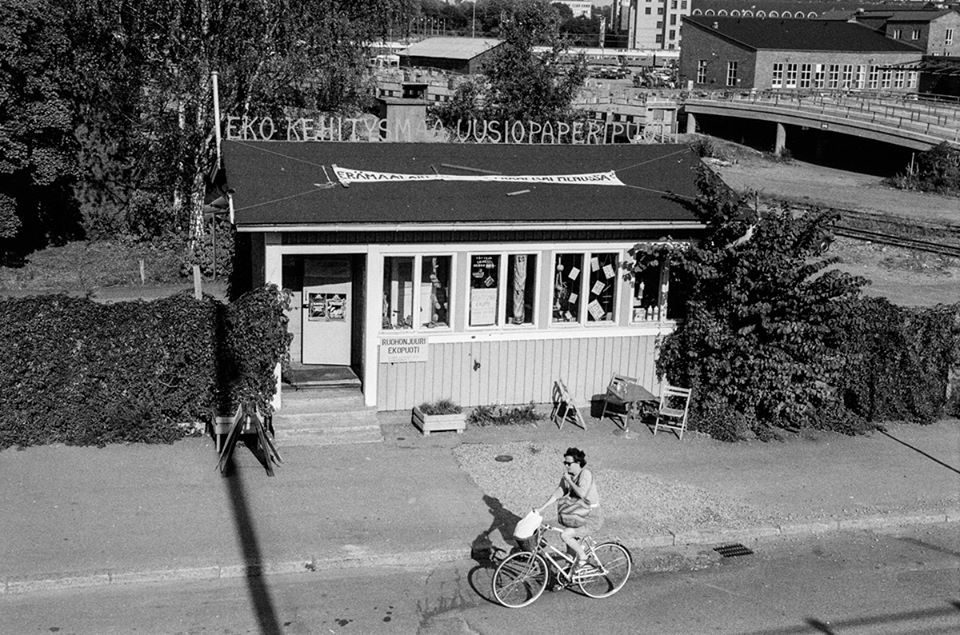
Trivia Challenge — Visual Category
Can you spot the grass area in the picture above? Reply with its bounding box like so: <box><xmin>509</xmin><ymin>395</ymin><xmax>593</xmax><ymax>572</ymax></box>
<box><xmin>0</xmin><ymin>240</ymin><xmax>187</xmax><ymax>291</ymax></box>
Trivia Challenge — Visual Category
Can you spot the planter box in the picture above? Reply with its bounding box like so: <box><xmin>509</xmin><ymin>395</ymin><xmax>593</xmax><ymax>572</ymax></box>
<box><xmin>412</xmin><ymin>406</ymin><xmax>466</xmax><ymax>436</ymax></box>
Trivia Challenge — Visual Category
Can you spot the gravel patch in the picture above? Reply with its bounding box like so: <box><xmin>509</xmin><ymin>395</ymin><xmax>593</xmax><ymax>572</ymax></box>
<box><xmin>453</xmin><ymin>441</ymin><xmax>773</xmax><ymax>535</ymax></box>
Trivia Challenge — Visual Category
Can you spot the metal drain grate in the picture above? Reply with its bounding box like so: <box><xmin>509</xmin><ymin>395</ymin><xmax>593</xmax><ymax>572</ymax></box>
<box><xmin>713</xmin><ymin>543</ymin><xmax>754</xmax><ymax>558</ymax></box>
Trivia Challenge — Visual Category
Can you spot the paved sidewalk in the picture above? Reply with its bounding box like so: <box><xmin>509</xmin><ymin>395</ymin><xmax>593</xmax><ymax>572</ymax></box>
<box><xmin>1</xmin><ymin>416</ymin><xmax>957</xmax><ymax>595</ymax></box>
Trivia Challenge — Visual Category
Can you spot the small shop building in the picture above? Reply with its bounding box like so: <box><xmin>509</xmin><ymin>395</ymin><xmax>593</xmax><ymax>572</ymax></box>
<box><xmin>222</xmin><ymin>140</ymin><xmax>705</xmax><ymax>412</ymax></box>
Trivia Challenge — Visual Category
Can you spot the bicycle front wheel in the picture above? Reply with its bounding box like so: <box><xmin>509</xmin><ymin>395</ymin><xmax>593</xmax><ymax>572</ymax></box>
<box><xmin>577</xmin><ymin>542</ymin><xmax>632</xmax><ymax>598</ymax></box>
<box><xmin>491</xmin><ymin>551</ymin><xmax>548</xmax><ymax>608</ymax></box>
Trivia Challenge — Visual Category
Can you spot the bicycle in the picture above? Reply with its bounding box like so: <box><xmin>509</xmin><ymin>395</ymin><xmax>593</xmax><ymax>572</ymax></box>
<box><xmin>491</xmin><ymin>521</ymin><xmax>633</xmax><ymax>608</ymax></box>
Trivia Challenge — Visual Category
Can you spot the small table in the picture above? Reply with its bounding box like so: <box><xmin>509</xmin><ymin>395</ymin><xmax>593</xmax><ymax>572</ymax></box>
<box><xmin>617</xmin><ymin>383</ymin><xmax>658</xmax><ymax>435</ymax></box>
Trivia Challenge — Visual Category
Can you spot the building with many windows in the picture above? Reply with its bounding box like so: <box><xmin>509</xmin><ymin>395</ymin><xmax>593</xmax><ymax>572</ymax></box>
<box><xmin>851</xmin><ymin>8</ymin><xmax>960</xmax><ymax>56</ymax></box>
<box><xmin>627</xmin><ymin>0</ymin><xmax>692</xmax><ymax>50</ymax></box>
<box><xmin>679</xmin><ymin>17</ymin><xmax>923</xmax><ymax>90</ymax></box>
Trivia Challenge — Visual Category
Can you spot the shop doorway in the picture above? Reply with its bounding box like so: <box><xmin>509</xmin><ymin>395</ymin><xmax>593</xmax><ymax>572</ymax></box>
<box><xmin>301</xmin><ymin>256</ymin><xmax>353</xmax><ymax>365</ymax></box>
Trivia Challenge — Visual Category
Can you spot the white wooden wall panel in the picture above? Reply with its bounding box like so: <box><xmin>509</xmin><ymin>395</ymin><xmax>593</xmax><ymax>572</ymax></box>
<box><xmin>377</xmin><ymin>334</ymin><xmax>661</xmax><ymax>411</ymax></box>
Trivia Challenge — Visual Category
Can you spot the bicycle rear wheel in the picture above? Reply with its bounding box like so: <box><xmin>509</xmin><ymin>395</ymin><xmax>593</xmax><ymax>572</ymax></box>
<box><xmin>491</xmin><ymin>551</ymin><xmax>548</xmax><ymax>608</ymax></box>
<box><xmin>577</xmin><ymin>542</ymin><xmax>632</xmax><ymax>598</ymax></box>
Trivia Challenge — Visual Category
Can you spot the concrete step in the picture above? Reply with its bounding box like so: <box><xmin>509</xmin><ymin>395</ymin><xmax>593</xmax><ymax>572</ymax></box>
<box><xmin>272</xmin><ymin>410</ymin><xmax>379</xmax><ymax>428</ymax></box>
<box><xmin>279</xmin><ymin>387</ymin><xmax>374</xmax><ymax>415</ymax></box>
<box><xmin>273</xmin><ymin>386</ymin><xmax>382</xmax><ymax>446</ymax></box>
<box><xmin>273</xmin><ymin>424</ymin><xmax>382</xmax><ymax>447</ymax></box>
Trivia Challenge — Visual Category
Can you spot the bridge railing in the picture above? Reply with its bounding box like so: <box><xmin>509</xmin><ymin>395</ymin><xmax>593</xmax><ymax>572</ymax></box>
<box><xmin>684</xmin><ymin>90</ymin><xmax>960</xmax><ymax>145</ymax></box>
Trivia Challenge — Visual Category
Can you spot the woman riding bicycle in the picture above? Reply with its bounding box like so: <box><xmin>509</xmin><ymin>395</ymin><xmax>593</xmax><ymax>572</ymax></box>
<box><xmin>535</xmin><ymin>447</ymin><xmax>602</xmax><ymax>571</ymax></box>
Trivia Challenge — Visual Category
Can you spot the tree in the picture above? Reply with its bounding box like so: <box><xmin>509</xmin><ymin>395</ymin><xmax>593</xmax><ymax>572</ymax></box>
<box><xmin>1</xmin><ymin>0</ymin><xmax>409</xmax><ymax>261</ymax></box>
<box><xmin>629</xmin><ymin>168</ymin><xmax>869</xmax><ymax>440</ymax></box>
<box><xmin>433</xmin><ymin>0</ymin><xmax>587</xmax><ymax>127</ymax></box>
<box><xmin>0</xmin><ymin>1</ymin><xmax>83</xmax><ymax>261</ymax></box>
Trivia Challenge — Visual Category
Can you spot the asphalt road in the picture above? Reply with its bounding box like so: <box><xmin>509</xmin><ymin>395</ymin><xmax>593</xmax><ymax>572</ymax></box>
<box><xmin>3</xmin><ymin>523</ymin><xmax>957</xmax><ymax>634</ymax></box>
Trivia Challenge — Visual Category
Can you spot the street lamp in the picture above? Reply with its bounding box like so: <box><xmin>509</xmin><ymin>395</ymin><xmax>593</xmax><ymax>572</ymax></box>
<box><xmin>472</xmin><ymin>2</ymin><xmax>476</xmax><ymax>38</ymax></box>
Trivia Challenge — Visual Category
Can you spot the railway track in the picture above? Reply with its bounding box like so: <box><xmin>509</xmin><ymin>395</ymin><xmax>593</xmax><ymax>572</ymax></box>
<box><xmin>766</xmin><ymin>200</ymin><xmax>960</xmax><ymax>258</ymax></box>
<box><xmin>834</xmin><ymin>225</ymin><xmax>960</xmax><ymax>258</ymax></box>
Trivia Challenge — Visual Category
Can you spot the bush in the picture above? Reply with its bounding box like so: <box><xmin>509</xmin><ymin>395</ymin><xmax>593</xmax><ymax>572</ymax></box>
<box><xmin>688</xmin><ymin>394</ymin><xmax>757</xmax><ymax>442</ymax></box>
<box><xmin>885</xmin><ymin>143</ymin><xmax>960</xmax><ymax>195</ymax></box>
<box><xmin>836</xmin><ymin>298</ymin><xmax>960</xmax><ymax>424</ymax></box>
<box><xmin>416</xmin><ymin>399</ymin><xmax>462</xmax><ymax>415</ymax></box>
<box><xmin>468</xmin><ymin>403</ymin><xmax>543</xmax><ymax>426</ymax></box>
<box><xmin>0</xmin><ymin>284</ymin><xmax>291</xmax><ymax>449</ymax></box>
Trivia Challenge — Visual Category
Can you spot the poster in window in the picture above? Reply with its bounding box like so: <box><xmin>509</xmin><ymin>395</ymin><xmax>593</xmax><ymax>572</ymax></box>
<box><xmin>470</xmin><ymin>255</ymin><xmax>499</xmax><ymax>326</ymax></box>
<box><xmin>307</xmin><ymin>293</ymin><xmax>326</xmax><ymax>320</ymax></box>
<box><xmin>325</xmin><ymin>293</ymin><xmax>346</xmax><ymax>321</ymax></box>
<box><xmin>471</xmin><ymin>255</ymin><xmax>498</xmax><ymax>287</ymax></box>
<box><xmin>471</xmin><ymin>288</ymin><xmax>498</xmax><ymax>326</ymax></box>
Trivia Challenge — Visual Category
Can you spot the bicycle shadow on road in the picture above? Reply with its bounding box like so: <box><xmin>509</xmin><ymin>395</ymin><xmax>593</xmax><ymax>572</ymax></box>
<box><xmin>468</xmin><ymin>495</ymin><xmax>523</xmax><ymax>605</ymax></box>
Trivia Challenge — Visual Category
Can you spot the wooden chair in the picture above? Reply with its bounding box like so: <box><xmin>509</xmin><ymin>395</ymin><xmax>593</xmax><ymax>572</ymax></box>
<box><xmin>653</xmin><ymin>385</ymin><xmax>693</xmax><ymax>440</ymax></box>
<box><xmin>599</xmin><ymin>373</ymin><xmax>639</xmax><ymax>428</ymax></box>
<box><xmin>551</xmin><ymin>379</ymin><xmax>587</xmax><ymax>430</ymax></box>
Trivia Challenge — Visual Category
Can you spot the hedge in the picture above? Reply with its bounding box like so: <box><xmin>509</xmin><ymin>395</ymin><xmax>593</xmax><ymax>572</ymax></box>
<box><xmin>836</xmin><ymin>298</ymin><xmax>960</xmax><ymax>425</ymax></box>
<box><xmin>0</xmin><ymin>285</ymin><xmax>291</xmax><ymax>449</ymax></box>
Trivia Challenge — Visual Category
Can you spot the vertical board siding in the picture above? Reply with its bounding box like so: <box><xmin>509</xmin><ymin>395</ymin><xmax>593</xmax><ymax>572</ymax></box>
<box><xmin>377</xmin><ymin>334</ymin><xmax>660</xmax><ymax>411</ymax></box>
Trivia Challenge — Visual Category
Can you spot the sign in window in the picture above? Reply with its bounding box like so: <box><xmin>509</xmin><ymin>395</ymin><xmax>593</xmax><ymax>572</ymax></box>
<box><xmin>469</xmin><ymin>255</ymin><xmax>500</xmax><ymax>327</ymax></box>
<box><xmin>587</xmin><ymin>253</ymin><xmax>618</xmax><ymax>322</ymax></box>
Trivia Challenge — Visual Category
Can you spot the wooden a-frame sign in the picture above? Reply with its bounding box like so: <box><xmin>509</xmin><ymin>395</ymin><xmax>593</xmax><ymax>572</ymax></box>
<box><xmin>216</xmin><ymin>403</ymin><xmax>283</xmax><ymax>476</ymax></box>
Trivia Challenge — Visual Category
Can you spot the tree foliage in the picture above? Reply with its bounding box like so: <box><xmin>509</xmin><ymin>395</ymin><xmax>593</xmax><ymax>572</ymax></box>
<box><xmin>630</xmin><ymin>168</ymin><xmax>872</xmax><ymax>440</ymax></box>
<box><xmin>887</xmin><ymin>142</ymin><xmax>960</xmax><ymax>195</ymax></box>
<box><xmin>432</xmin><ymin>0</ymin><xmax>587</xmax><ymax>126</ymax></box>
<box><xmin>1</xmin><ymin>0</ymin><xmax>406</xmax><ymax>262</ymax></box>
<box><xmin>0</xmin><ymin>1</ymin><xmax>82</xmax><ymax>257</ymax></box>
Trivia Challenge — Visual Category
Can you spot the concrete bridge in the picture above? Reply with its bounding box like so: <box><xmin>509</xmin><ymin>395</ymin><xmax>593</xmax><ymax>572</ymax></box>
<box><xmin>683</xmin><ymin>91</ymin><xmax>960</xmax><ymax>153</ymax></box>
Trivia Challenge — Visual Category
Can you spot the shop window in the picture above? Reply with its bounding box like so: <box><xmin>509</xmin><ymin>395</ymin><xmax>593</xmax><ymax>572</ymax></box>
<box><xmin>420</xmin><ymin>256</ymin><xmax>451</xmax><ymax>328</ymax></box>
<box><xmin>383</xmin><ymin>256</ymin><xmax>414</xmax><ymax>329</ymax></box>
<box><xmin>469</xmin><ymin>254</ymin><xmax>500</xmax><ymax>327</ymax></box>
<box><xmin>506</xmin><ymin>254</ymin><xmax>537</xmax><ymax>325</ymax></box>
<box><xmin>587</xmin><ymin>253</ymin><xmax>618</xmax><ymax>323</ymax></box>
<box><xmin>632</xmin><ymin>262</ymin><xmax>687</xmax><ymax>322</ymax></box>
<box><xmin>552</xmin><ymin>253</ymin><xmax>583</xmax><ymax>323</ymax></box>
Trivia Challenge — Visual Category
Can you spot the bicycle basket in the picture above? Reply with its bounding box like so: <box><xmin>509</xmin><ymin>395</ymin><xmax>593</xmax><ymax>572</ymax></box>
<box><xmin>513</xmin><ymin>510</ymin><xmax>541</xmax><ymax>540</ymax></box>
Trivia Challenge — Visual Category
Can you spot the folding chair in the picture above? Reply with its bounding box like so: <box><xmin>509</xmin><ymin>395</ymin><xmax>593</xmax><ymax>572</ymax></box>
<box><xmin>653</xmin><ymin>385</ymin><xmax>693</xmax><ymax>440</ymax></box>
<box><xmin>600</xmin><ymin>373</ymin><xmax>639</xmax><ymax>428</ymax></box>
<box><xmin>551</xmin><ymin>379</ymin><xmax>587</xmax><ymax>430</ymax></box>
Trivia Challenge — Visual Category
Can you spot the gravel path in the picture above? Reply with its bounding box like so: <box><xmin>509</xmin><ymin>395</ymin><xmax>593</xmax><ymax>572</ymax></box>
<box><xmin>453</xmin><ymin>440</ymin><xmax>773</xmax><ymax>536</ymax></box>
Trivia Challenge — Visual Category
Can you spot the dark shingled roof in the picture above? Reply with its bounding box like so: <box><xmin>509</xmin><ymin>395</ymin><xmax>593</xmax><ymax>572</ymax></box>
<box><xmin>683</xmin><ymin>16</ymin><xmax>925</xmax><ymax>52</ymax></box>
<box><xmin>222</xmin><ymin>141</ymin><xmax>703</xmax><ymax>228</ymax></box>
<box><xmin>855</xmin><ymin>9</ymin><xmax>955</xmax><ymax>23</ymax></box>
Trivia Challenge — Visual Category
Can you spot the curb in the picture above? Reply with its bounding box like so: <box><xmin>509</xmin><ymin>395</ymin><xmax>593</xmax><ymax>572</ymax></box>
<box><xmin>4</xmin><ymin>511</ymin><xmax>957</xmax><ymax>596</ymax></box>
